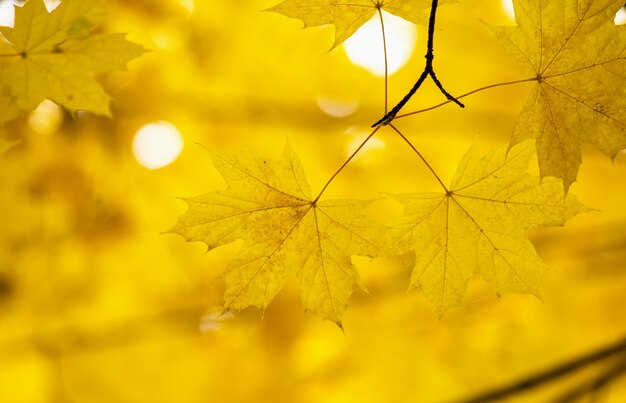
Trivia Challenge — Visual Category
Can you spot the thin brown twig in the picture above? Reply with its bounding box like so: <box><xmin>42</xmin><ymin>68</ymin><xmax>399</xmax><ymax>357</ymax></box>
<box><xmin>395</xmin><ymin>77</ymin><xmax>538</xmax><ymax>119</ymax></box>
<box><xmin>377</xmin><ymin>8</ymin><xmax>389</xmax><ymax>114</ymax></box>
<box><xmin>372</xmin><ymin>0</ymin><xmax>463</xmax><ymax>127</ymax></box>
<box><xmin>313</xmin><ymin>126</ymin><xmax>381</xmax><ymax>203</ymax></box>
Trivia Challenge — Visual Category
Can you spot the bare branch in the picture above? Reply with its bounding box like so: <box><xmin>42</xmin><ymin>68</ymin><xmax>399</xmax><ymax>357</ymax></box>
<box><xmin>457</xmin><ymin>336</ymin><xmax>626</xmax><ymax>403</ymax></box>
<box><xmin>372</xmin><ymin>0</ymin><xmax>463</xmax><ymax>127</ymax></box>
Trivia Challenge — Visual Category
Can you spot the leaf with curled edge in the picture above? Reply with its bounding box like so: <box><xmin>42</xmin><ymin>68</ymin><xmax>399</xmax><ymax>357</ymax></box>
<box><xmin>268</xmin><ymin>0</ymin><xmax>457</xmax><ymax>50</ymax></box>
<box><xmin>171</xmin><ymin>144</ymin><xmax>385</xmax><ymax>327</ymax></box>
<box><xmin>388</xmin><ymin>141</ymin><xmax>588</xmax><ymax>316</ymax></box>
<box><xmin>0</xmin><ymin>0</ymin><xmax>145</xmax><ymax>125</ymax></box>
<box><xmin>492</xmin><ymin>0</ymin><xmax>626</xmax><ymax>191</ymax></box>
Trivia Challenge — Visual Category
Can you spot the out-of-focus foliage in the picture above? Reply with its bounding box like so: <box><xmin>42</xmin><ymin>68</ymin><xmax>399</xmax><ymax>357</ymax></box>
<box><xmin>0</xmin><ymin>0</ymin><xmax>144</xmax><ymax>124</ymax></box>
<box><xmin>1</xmin><ymin>0</ymin><xmax>626</xmax><ymax>402</ymax></box>
<box><xmin>388</xmin><ymin>141</ymin><xmax>586</xmax><ymax>315</ymax></box>
<box><xmin>493</xmin><ymin>0</ymin><xmax>626</xmax><ymax>191</ymax></box>
<box><xmin>0</xmin><ymin>137</ymin><xmax>19</xmax><ymax>152</ymax></box>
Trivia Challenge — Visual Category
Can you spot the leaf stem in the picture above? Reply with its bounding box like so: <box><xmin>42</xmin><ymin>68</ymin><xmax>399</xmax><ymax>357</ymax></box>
<box><xmin>388</xmin><ymin>123</ymin><xmax>449</xmax><ymax>192</ymax></box>
<box><xmin>395</xmin><ymin>77</ymin><xmax>538</xmax><ymax>119</ymax></box>
<box><xmin>372</xmin><ymin>0</ymin><xmax>463</xmax><ymax>127</ymax></box>
<box><xmin>313</xmin><ymin>126</ymin><xmax>381</xmax><ymax>203</ymax></box>
<box><xmin>377</xmin><ymin>8</ymin><xmax>389</xmax><ymax>114</ymax></box>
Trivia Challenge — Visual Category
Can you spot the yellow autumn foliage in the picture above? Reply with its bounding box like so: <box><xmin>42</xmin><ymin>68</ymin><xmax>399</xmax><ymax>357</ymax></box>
<box><xmin>0</xmin><ymin>0</ymin><xmax>625</xmax><ymax>402</ymax></box>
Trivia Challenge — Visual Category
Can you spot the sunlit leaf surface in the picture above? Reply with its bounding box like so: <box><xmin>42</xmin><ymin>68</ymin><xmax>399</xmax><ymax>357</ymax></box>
<box><xmin>493</xmin><ymin>0</ymin><xmax>626</xmax><ymax>190</ymax></box>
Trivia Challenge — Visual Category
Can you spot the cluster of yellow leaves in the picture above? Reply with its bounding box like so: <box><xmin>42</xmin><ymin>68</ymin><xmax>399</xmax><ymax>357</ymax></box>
<box><xmin>493</xmin><ymin>0</ymin><xmax>626</xmax><ymax>190</ymax></box>
<box><xmin>0</xmin><ymin>0</ymin><xmax>618</xmax><ymax>326</ymax></box>
<box><xmin>3</xmin><ymin>1</ymin><xmax>626</xmax><ymax>401</ymax></box>
<box><xmin>269</xmin><ymin>0</ymin><xmax>626</xmax><ymax>190</ymax></box>
<box><xmin>174</xmin><ymin>0</ymin><xmax>626</xmax><ymax>324</ymax></box>
<box><xmin>173</xmin><ymin>140</ymin><xmax>586</xmax><ymax>323</ymax></box>
<box><xmin>0</xmin><ymin>0</ymin><xmax>144</xmax><ymax>125</ymax></box>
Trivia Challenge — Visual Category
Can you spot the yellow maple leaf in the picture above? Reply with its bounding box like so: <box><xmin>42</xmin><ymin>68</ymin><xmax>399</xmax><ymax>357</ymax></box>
<box><xmin>171</xmin><ymin>145</ymin><xmax>384</xmax><ymax>326</ymax></box>
<box><xmin>388</xmin><ymin>141</ymin><xmax>587</xmax><ymax>315</ymax></box>
<box><xmin>0</xmin><ymin>0</ymin><xmax>144</xmax><ymax>124</ymax></box>
<box><xmin>493</xmin><ymin>0</ymin><xmax>626</xmax><ymax>191</ymax></box>
<box><xmin>268</xmin><ymin>0</ymin><xmax>456</xmax><ymax>49</ymax></box>
<box><xmin>0</xmin><ymin>42</ymin><xmax>20</xmax><ymax>124</ymax></box>
<box><xmin>0</xmin><ymin>85</ymin><xmax>20</xmax><ymax>125</ymax></box>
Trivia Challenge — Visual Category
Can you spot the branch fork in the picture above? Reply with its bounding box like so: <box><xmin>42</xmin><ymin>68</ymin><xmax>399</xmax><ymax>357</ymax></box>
<box><xmin>372</xmin><ymin>0</ymin><xmax>464</xmax><ymax>127</ymax></box>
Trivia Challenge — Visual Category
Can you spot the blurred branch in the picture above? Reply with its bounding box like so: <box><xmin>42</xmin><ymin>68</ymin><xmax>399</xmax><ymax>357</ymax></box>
<box><xmin>457</xmin><ymin>336</ymin><xmax>626</xmax><ymax>403</ymax></box>
<box><xmin>0</xmin><ymin>305</ymin><xmax>208</xmax><ymax>357</ymax></box>
<box><xmin>553</xmin><ymin>361</ymin><xmax>626</xmax><ymax>403</ymax></box>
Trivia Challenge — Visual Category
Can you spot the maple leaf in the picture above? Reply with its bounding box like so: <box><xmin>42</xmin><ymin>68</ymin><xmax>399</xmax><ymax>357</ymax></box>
<box><xmin>0</xmin><ymin>85</ymin><xmax>20</xmax><ymax>125</ymax></box>
<box><xmin>171</xmin><ymin>145</ymin><xmax>384</xmax><ymax>326</ymax></box>
<box><xmin>492</xmin><ymin>0</ymin><xmax>626</xmax><ymax>191</ymax></box>
<box><xmin>0</xmin><ymin>0</ymin><xmax>144</xmax><ymax>124</ymax></box>
<box><xmin>268</xmin><ymin>0</ymin><xmax>457</xmax><ymax>49</ymax></box>
<box><xmin>388</xmin><ymin>141</ymin><xmax>587</xmax><ymax>315</ymax></box>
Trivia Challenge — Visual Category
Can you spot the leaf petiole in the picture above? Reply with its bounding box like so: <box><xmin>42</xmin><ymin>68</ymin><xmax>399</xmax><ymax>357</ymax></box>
<box><xmin>377</xmin><ymin>8</ymin><xmax>389</xmax><ymax>114</ymax></box>
<box><xmin>388</xmin><ymin>123</ymin><xmax>449</xmax><ymax>192</ymax></box>
<box><xmin>395</xmin><ymin>77</ymin><xmax>539</xmax><ymax>119</ymax></box>
<box><xmin>313</xmin><ymin>125</ymin><xmax>382</xmax><ymax>204</ymax></box>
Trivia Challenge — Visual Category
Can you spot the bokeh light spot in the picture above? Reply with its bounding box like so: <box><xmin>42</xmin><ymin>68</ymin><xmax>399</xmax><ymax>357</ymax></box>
<box><xmin>316</xmin><ymin>96</ymin><xmax>359</xmax><ymax>118</ymax></box>
<box><xmin>199</xmin><ymin>312</ymin><xmax>233</xmax><ymax>333</ymax></box>
<box><xmin>0</xmin><ymin>1</ymin><xmax>61</xmax><ymax>27</ymax></box>
<box><xmin>616</xmin><ymin>8</ymin><xmax>626</xmax><ymax>25</ymax></box>
<box><xmin>44</xmin><ymin>0</ymin><xmax>61</xmax><ymax>12</ymax></box>
<box><xmin>345</xmin><ymin>127</ymin><xmax>386</xmax><ymax>162</ymax></box>
<box><xmin>343</xmin><ymin>11</ymin><xmax>417</xmax><ymax>77</ymax></box>
<box><xmin>0</xmin><ymin>0</ymin><xmax>19</xmax><ymax>27</ymax></box>
<box><xmin>502</xmin><ymin>0</ymin><xmax>515</xmax><ymax>20</ymax></box>
<box><xmin>180</xmin><ymin>0</ymin><xmax>194</xmax><ymax>14</ymax></box>
<box><xmin>133</xmin><ymin>122</ymin><xmax>184</xmax><ymax>170</ymax></box>
<box><xmin>27</xmin><ymin>100</ymin><xmax>64</xmax><ymax>135</ymax></box>
<box><xmin>150</xmin><ymin>27</ymin><xmax>187</xmax><ymax>50</ymax></box>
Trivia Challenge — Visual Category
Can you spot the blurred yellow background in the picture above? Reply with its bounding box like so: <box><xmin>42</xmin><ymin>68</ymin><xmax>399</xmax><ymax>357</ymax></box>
<box><xmin>1</xmin><ymin>0</ymin><xmax>626</xmax><ymax>401</ymax></box>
